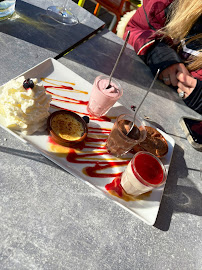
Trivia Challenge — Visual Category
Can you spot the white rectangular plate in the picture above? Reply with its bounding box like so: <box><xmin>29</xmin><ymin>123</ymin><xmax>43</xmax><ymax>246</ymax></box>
<box><xmin>0</xmin><ymin>58</ymin><xmax>175</xmax><ymax>225</ymax></box>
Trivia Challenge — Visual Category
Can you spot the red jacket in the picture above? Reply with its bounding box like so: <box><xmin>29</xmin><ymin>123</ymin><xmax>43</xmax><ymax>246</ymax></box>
<box><xmin>124</xmin><ymin>0</ymin><xmax>202</xmax><ymax>80</ymax></box>
<box><xmin>124</xmin><ymin>0</ymin><xmax>202</xmax><ymax>114</ymax></box>
<box><xmin>124</xmin><ymin>0</ymin><xmax>172</xmax><ymax>54</ymax></box>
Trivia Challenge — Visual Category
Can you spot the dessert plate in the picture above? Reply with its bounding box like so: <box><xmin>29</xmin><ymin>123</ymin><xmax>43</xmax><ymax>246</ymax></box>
<box><xmin>0</xmin><ymin>58</ymin><xmax>175</xmax><ymax>225</ymax></box>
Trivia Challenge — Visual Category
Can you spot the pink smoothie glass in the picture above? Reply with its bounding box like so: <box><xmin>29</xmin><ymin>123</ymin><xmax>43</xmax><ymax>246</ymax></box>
<box><xmin>87</xmin><ymin>75</ymin><xmax>123</xmax><ymax>118</ymax></box>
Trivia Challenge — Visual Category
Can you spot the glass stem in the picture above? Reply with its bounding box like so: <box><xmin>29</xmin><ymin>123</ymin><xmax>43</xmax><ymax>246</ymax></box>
<box><xmin>63</xmin><ymin>0</ymin><xmax>69</xmax><ymax>9</ymax></box>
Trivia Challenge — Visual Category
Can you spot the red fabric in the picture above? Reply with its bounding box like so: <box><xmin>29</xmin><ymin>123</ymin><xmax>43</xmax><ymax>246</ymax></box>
<box><xmin>124</xmin><ymin>0</ymin><xmax>202</xmax><ymax>80</ymax></box>
<box><xmin>191</xmin><ymin>69</ymin><xmax>202</xmax><ymax>81</ymax></box>
<box><xmin>123</xmin><ymin>0</ymin><xmax>173</xmax><ymax>55</ymax></box>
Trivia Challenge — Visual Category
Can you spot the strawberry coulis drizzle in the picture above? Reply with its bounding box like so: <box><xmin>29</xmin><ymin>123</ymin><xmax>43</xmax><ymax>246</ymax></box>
<box><xmin>46</xmin><ymin>90</ymin><xmax>88</xmax><ymax>105</ymax></box>
<box><xmin>105</xmin><ymin>176</ymin><xmax>123</xmax><ymax>197</ymax></box>
<box><xmin>88</xmin><ymin>127</ymin><xmax>111</xmax><ymax>134</ymax></box>
<box><xmin>50</xmin><ymin>104</ymin><xmax>111</xmax><ymax>122</ymax></box>
<box><xmin>44</xmin><ymin>81</ymin><xmax>111</xmax><ymax>122</ymax></box>
<box><xmin>66</xmin><ymin>149</ymin><xmax>128</xmax><ymax>178</ymax></box>
<box><xmin>45</xmin><ymin>78</ymin><xmax>136</xmax><ymax>199</ymax></box>
<box><xmin>44</xmin><ymin>85</ymin><xmax>74</xmax><ymax>91</ymax></box>
<box><xmin>52</xmin><ymin>97</ymin><xmax>88</xmax><ymax>106</ymax></box>
<box><xmin>105</xmin><ymin>176</ymin><xmax>152</xmax><ymax>201</ymax></box>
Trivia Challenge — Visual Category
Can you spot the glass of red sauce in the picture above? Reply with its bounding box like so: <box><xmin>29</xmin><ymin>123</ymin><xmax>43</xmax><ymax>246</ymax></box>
<box><xmin>121</xmin><ymin>151</ymin><xmax>167</xmax><ymax>197</ymax></box>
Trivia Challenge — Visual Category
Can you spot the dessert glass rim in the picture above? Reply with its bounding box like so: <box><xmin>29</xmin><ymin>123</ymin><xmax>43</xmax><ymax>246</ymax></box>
<box><xmin>117</xmin><ymin>113</ymin><xmax>147</xmax><ymax>143</ymax></box>
<box><xmin>96</xmin><ymin>75</ymin><xmax>123</xmax><ymax>99</ymax></box>
<box><xmin>131</xmin><ymin>151</ymin><xmax>167</xmax><ymax>187</ymax></box>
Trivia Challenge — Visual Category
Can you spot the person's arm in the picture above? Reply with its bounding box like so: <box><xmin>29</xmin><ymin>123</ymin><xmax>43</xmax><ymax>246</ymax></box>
<box><xmin>124</xmin><ymin>0</ymin><xmax>184</xmax><ymax>80</ymax></box>
<box><xmin>123</xmin><ymin>0</ymin><xmax>171</xmax><ymax>57</ymax></box>
<box><xmin>123</xmin><ymin>11</ymin><xmax>156</xmax><ymax>58</ymax></box>
<box><xmin>146</xmin><ymin>41</ymin><xmax>183</xmax><ymax>76</ymax></box>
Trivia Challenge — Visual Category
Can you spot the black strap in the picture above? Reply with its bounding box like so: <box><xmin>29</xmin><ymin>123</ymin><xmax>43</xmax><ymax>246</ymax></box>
<box><xmin>143</xmin><ymin>5</ymin><xmax>156</xmax><ymax>31</ymax></box>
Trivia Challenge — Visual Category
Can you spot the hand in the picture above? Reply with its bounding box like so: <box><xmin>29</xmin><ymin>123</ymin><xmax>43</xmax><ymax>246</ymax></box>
<box><xmin>159</xmin><ymin>63</ymin><xmax>190</xmax><ymax>87</ymax></box>
<box><xmin>176</xmin><ymin>72</ymin><xmax>197</xmax><ymax>99</ymax></box>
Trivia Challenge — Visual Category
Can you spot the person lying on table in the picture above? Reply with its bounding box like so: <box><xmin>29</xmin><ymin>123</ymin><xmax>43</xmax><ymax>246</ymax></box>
<box><xmin>123</xmin><ymin>0</ymin><xmax>202</xmax><ymax>114</ymax></box>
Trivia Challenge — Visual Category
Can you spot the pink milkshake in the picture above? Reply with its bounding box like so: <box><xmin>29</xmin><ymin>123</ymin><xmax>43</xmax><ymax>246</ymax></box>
<box><xmin>87</xmin><ymin>75</ymin><xmax>123</xmax><ymax>118</ymax></box>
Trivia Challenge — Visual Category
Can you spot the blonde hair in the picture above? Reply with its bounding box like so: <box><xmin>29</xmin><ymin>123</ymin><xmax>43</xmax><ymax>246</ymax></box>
<box><xmin>161</xmin><ymin>0</ymin><xmax>202</xmax><ymax>71</ymax></box>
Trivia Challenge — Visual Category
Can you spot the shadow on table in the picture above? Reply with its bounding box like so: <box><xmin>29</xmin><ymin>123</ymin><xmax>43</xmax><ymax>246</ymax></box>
<box><xmin>154</xmin><ymin>143</ymin><xmax>202</xmax><ymax>231</ymax></box>
<box><xmin>0</xmin><ymin>145</ymin><xmax>64</xmax><ymax>170</ymax></box>
<box><xmin>0</xmin><ymin>0</ymin><xmax>104</xmax><ymax>56</ymax></box>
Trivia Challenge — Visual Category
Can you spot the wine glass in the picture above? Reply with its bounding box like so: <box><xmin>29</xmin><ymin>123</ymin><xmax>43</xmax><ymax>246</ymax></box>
<box><xmin>46</xmin><ymin>0</ymin><xmax>78</xmax><ymax>25</ymax></box>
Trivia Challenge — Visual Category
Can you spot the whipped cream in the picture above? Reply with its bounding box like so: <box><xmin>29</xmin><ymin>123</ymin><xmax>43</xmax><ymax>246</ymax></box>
<box><xmin>0</xmin><ymin>76</ymin><xmax>52</xmax><ymax>135</ymax></box>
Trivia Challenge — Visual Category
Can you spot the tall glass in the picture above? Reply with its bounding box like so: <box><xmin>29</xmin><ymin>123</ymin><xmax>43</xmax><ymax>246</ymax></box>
<box><xmin>0</xmin><ymin>0</ymin><xmax>16</xmax><ymax>21</ymax></box>
<box><xmin>87</xmin><ymin>75</ymin><xmax>123</xmax><ymax>118</ymax></box>
<box><xmin>46</xmin><ymin>0</ymin><xmax>78</xmax><ymax>25</ymax></box>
